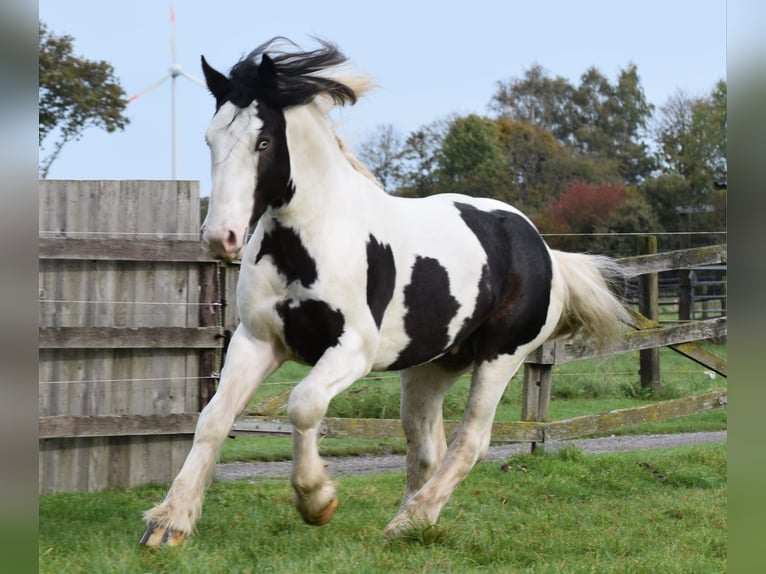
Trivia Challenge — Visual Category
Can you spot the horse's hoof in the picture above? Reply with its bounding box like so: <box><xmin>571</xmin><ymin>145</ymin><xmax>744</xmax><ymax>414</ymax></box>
<box><xmin>383</xmin><ymin>510</ymin><xmax>428</xmax><ymax>540</ymax></box>
<box><xmin>140</xmin><ymin>522</ymin><xmax>187</xmax><ymax>547</ymax></box>
<box><xmin>383</xmin><ymin>518</ymin><xmax>409</xmax><ymax>539</ymax></box>
<box><xmin>303</xmin><ymin>497</ymin><xmax>338</xmax><ymax>526</ymax></box>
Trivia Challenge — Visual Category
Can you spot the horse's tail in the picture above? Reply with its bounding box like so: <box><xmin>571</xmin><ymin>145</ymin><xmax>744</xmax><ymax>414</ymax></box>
<box><xmin>549</xmin><ymin>250</ymin><xmax>630</xmax><ymax>351</ymax></box>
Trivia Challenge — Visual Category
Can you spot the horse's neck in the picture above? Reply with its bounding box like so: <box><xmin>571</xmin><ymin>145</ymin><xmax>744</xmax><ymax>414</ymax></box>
<box><xmin>281</xmin><ymin>106</ymin><xmax>382</xmax><ymax>222</ymax></box>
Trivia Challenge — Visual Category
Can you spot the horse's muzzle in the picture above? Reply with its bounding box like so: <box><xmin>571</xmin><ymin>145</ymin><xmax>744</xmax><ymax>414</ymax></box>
<box><xmin>201</xmin><ymin>227</ymin><xmax>244</xmax><ymax>261</ymax></box>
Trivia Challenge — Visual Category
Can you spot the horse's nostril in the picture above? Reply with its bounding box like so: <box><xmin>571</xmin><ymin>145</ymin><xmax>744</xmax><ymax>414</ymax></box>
<box><xmin>224</xmin><ymin>230</ymin><xmax>238</xmax><ymax>249</ymax></box>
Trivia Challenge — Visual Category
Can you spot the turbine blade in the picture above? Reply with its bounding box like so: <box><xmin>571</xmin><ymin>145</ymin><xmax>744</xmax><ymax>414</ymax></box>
<box><xmin>180</xmin><ymin>70</ymin><xmax>206</xmax><ymax>88</ymax></box>
<box><xmin>127</xmin><ymin>73</ymin><xmax>171</xmax><ymax>102</ymax></box>
<box><xmin>170</xmin><ymin>3</ymin><xmax>178</xmax><ymax>64</ymax></box>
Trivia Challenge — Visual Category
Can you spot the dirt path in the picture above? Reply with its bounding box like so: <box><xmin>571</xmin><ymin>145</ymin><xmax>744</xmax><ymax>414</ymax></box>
<box><xmin>216</xmin><ymin>431</ymin><xmax>726</xmax><ymax>482</ymax></box>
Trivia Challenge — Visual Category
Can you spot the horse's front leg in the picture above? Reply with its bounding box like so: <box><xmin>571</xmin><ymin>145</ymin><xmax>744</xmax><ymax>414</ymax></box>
<box><xmin>141</xmin><ymin>326</ymin><xmax>283</xmax><ymax>547</ymax></box>
<box><xmin>287</xmin><ymin>332</ymin><xmax>372</xmax><ymax>526</ymax></box>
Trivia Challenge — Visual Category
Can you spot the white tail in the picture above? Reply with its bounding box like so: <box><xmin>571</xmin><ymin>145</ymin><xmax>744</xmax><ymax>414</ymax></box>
<box><xmin>550</xmin><ymin>250</ymin><xmax>630</xmax><ymax>350</ymax></box>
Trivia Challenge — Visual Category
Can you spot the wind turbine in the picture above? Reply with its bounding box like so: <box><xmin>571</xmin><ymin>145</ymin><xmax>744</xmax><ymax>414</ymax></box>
<box><xmin>128</xmin><ymin>4</ymin><xmax>205</xmax><ymax>179</ymax></box>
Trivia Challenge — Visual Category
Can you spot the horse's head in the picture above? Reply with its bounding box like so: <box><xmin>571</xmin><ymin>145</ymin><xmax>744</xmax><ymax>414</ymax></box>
<box><xmin>199</xmin><ymin>38</ymin><xmax>367</xmax><ymax>260</ymax></box>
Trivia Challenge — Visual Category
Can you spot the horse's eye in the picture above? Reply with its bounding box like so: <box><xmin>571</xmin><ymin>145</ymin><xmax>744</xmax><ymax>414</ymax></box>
<box><xmin>256</xmin><ymin>138</ymin><xmax>270</xmax><ymax>151</ymax></box>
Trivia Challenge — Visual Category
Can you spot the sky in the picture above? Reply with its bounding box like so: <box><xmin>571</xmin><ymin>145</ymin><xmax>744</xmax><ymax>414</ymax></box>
<box><xmin>39</xmin><ymin>0</ymin><xmax>727</xmax><ymax>196</ymax></box>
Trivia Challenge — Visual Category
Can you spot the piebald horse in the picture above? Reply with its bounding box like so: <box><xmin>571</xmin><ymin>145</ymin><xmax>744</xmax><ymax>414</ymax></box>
<box><xmin>141</xmin><ymin>38</ymin><xmax>628</xmax><ymax>546</ymax></box>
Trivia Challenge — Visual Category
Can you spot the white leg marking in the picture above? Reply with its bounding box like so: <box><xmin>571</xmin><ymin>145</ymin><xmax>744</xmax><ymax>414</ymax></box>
<box><xmin>399</xmin><ymin>363</ymin><xmax>467</xmax><ymax>502</ymax></box>
<box><xmin>287</xmin><ymin>331</ymin><xmax>373</xmax><ymax>525</ymax></box>
<box><xmin>385</xmin><ymin>351</ymin><xmax>529</xmax><ymax>536</ymax></box>
<box><xmin>143</xmin><ymin>326</ymin><xmax>283</xmax><ymax>537</ymax></box>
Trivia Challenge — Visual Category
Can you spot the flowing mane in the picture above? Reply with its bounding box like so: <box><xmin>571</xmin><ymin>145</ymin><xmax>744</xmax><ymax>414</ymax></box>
<box><xmin>202</xmin><ymin>37</ymin><xmax>380</xmax><ymax>186</ymax></box>
<box><xmin>335</xmin><ymin>134</ymin><xmax>383</xmax><ymax>188</ymax></box>
<box><xmin>207</xmin><ymin>36</ymin><xmax>374</xmax><ymax>109</ymax></box>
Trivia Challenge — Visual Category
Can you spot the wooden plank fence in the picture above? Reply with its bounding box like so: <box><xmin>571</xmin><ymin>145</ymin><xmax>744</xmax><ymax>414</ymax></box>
<box><xmin>39</xmin><ymin>180</ymin><xmax>727</xmax><ymax>493</ymax></box>
<box><xmin>38</xmin><ymin>180</ymin><xmax>225</xmax><ymax>493</ymax></box>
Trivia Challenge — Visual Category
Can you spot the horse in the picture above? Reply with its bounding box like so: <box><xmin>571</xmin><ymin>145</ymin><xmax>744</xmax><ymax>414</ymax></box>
<box><xmin>140</xmin><ymin>37</ymin><xmax>629</xmax><ymax>547</ymax></box>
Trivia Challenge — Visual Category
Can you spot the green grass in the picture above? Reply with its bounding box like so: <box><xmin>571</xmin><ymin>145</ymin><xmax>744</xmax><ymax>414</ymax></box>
<box><xmin>221</xmin><ymin>342</ymin><xmax>726</xmax><ymax>464</ymax></box>
<box><xmin>39</xmin><ymin>443</ymin><xmax>726</xmax><ymax>573</ymax></box>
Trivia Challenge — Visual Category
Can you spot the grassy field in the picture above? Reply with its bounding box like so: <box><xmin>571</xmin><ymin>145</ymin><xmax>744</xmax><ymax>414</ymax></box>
<box><xmin>39</xmin><ymin>442</ymin><xmax>726</xmax><ymax>573</ymax></box>
<box><xmin>38</xmin><ymin>341</ymin><xmax>727</xmax><ymax>572</ymax></box>
<box><xmin>220</xmin><ymin>342</ymin><xmax>727</xmax><ymax>464</ymax></box>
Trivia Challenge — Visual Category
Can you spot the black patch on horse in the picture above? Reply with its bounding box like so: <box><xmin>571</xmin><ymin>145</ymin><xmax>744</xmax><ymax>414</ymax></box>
<box><xmin>433</xmin><ymin>263</ymin><xmax>494</xmax><ymax>371</ymax></box>
<box><xmin>256</xmin><ymin>220</ymin><xmax>317</xmax><ymax>287</ymax></box>
<box><xmin>365</xmin><ymin>235</ymin><xmax>396</xmax><ymax>328</ymax></box>
<box><xmin>276</xmin><ymin>299</ymin><xmax>345</xmax><ymax>366</ymax></box>
<box><xmin>388</xmin><ymin>256</ymin><xmax>459</xmax><ymax>370</ymax></box>
<box><xmin>454</xmin><ymin>202</ymin><xmax>552</xmax><ymax>361</ymax></box>
<box><xmin>250</xmin><ymin>101</ymin><xmax>295</xmax><ymax>226</ymax></box>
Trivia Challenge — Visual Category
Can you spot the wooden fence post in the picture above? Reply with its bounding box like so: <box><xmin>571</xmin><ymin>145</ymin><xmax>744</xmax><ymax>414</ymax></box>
<box><xmin>522</xmin><ymin>342</ymin><xmax>556</xmax><ymax>452</ymax></box>
<box><xmin>637</xmin><ymin>235</ymin><xmax>661</xmax><ymax>396</ymax></box>
<box><xmin>678</xmin><ymin>269</ymin><xmax>691</xmax><ymax>321</ymax></box>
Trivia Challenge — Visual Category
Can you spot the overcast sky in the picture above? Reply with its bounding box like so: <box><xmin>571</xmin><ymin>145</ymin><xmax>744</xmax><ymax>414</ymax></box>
<box><xmin>39</xmin><ymin>0</ymin><xmax>728</xmax><ymax>195</ymax></box>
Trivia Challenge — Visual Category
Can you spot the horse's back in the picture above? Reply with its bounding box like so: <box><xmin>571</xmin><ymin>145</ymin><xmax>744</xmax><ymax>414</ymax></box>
<box><xmin>370</xmin><ymin>193</ymin><xmax>556</xmax><ymax>370</ymax></box>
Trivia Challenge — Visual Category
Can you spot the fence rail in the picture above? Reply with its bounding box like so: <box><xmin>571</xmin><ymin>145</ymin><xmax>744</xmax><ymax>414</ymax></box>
<box><xmin>228</xmin><ymin>388</ymin><xmax>727</xmax><ymax>443</ymax></box>
<box><xmin>39</xmin><ymin>326</ymin><xmax>223</xmax><ymax>349</ymax></box>
<box><xmin>39</xmin><ymin>237</ymin><xmax>216</xmax><ymax>262</ymax></box>
<box><xmin>618</xmin><ymin>244</ymin><xmax>726</xmax><ymax>277</ymax></box>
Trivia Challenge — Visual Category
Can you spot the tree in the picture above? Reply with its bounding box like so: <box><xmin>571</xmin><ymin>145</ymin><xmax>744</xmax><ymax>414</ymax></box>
<box><xmin>592</xmin><ymin>189</ymin><xmax>663</xmax><ymax>255</ymax></box>
<box><xmin>493</xmin><ymin>117</ymin><xmax>623</xmax><ymax>216</ymax></box>
<box><xmin>539</xmin><ymin>179</ymin><xmax>626</xmax><ymax>234</ymax></box>
<box><xmin>491</xmin><ymin>63</ymin><xmax>655</xmax><ymax>183</ymax></box>
<box><xmin>490</xmin><ymin>63</ymin><xmax>573</xmax><ymax>136</ymax></box>
<box><xmin>356</xmin><ymin>123</ymin><xmax>405</xmax><ymax>191</ymax></box>
<box><xmin>395</xmin><ymin>118</ymin><xmax>452</xmax><ymax>197</ymax></box>
<box><xmin>569</xmin><ymin>65</ymin><xmax>655</xmax><ymax>182</ymax></box>
<box><xmin>536</xmin><ymin>179</ymin><xmax>631</xmax><ymax>252</ymax></box>
<box><xmin>639</xmin><ymin>173</ymin><xmax>690</xmax><ymax>232</ymax></box>
<box><xmin>438</xmin><ymin>114</ymin><xmax>508</xmax><ymax>195</ymax></box>
<box><xmin>650</xmin><ymin>81</ymin><xmax>727</xmax><ymax>244</ymax></box>
<box><xmin>39</xmin><ymin>21</ymin><xmax>130</xmax><ymax>177</ymax></box>
<box><xmin>654</xmin><ymin>81</ymin><xmax>727</xmax><ymax>195</ymax></box>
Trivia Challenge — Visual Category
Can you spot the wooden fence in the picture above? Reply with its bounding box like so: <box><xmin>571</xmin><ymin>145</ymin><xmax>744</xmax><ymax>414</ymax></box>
<box><xmin>39</xmin><ymin>180</ymin><xmax>727</xmax><ymax>493</ymax></box>
<box><xmin>38</xmin><ymin>180</ymin><xmax>227</xmax><ymax>493</ymax></box>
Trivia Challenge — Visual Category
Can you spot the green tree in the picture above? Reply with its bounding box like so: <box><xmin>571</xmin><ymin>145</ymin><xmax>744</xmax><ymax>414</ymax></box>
<box><xmin>438</xmin><ymin>114</ymin><xmax>508</xmax><ymax>196</ymax></box>
<box><xmin>39</xmin><ymin>21</ymin><xmax>129</xmax><ymax>177</ymax></box>
<box><xmin>592</xmin><ymin>189</ymin><xmax>663</xmax><ymax>255</ymax></box>
<box><xmin>654</xmin><ymin>81</ymin><xmax>727</xmax><ymax>195</ymax></box>
<box><xmin>491</xmin><ymin>63</ymin><xmax>655</xmax><ymax>183</ymax></box>
<box><xmin>569</xmin><ymin>65</ymin><xmax>655</xmax><ymax>182</ymax></box>
<box><xmin>650</xmin><ymin>81</ymin><xmax>727</xmax><ymax>244</ymax></box>
<box><xmin>490</xmin><ymin>63</ymin><xmax>573</xmax><ymax>137</ymax></box>
<box><xmin>494</xmin><ymin>117</ymin><xmax>622</xmax><ymax>216</ymax></box>
<box><xmin>395</xmin><ymin>118</ymin><xmax>451</xmax><ymax>197</ymax></box>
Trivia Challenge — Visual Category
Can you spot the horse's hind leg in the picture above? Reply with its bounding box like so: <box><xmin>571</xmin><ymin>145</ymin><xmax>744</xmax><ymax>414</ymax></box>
<box><xmin>399</xmin><ymin>362</ymin><xmax>467</xmax><ymax>503</ymax></box>
<box><xmin>141</xmin><ymin>326</ymin><xmax>283</xmax><ymax>547</ymax></box>
<box><xmin>384</xmin><ymin>350</ymin><xmax>529</xmax><ymax>537</ymax></box>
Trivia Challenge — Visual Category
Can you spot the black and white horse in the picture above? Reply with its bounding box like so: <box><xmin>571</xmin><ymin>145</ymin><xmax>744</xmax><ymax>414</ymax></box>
<box><xmin>141</xmin><ymin>38</ymin><xmax>628</xmax><ymax>546</ymax></box>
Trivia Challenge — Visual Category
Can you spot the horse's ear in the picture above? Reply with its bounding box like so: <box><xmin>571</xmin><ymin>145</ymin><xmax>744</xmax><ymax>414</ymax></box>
<box><xmin>258</xmin><ymin>54</ymin><xmax>278</xmax><ymax>90</ymax></box>
<box><xmin>201</xmin><ymin>56</ymin><xmax>229</xmax><ymax>104</ymax></box>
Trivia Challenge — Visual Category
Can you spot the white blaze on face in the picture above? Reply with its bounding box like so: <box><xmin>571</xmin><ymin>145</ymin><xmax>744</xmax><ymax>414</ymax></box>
<box><xmin>201</xmin><ymin>102</ymin><xmax>262</xmax><ymax>260</ymax></box>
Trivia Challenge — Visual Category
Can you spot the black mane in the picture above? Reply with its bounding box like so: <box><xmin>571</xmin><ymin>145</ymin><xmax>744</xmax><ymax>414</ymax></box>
<box><xmin>206</xmin><ymin>37</ymin><xmax>357</xmax><ymax>110</ymax></box>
